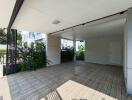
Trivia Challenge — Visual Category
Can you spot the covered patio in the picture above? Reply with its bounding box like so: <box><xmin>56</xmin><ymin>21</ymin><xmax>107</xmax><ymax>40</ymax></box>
<box><xmin>0</xmin><ymin>62</ymin><xmax>132</xmax><ymax>100</ymax></box>
<box><xmin>1</xmin><ymin>0</ymin><xmax>132</xmax><ymax>100</ymax></box>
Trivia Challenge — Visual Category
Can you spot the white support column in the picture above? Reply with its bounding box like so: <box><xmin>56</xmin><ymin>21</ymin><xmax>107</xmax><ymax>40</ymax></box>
<box><xmin>73</xmin><ymin>29</ymin><xmax>76</xmax><ymax>62</ymax></box>
<box><xmin>124</xmin><ymin>8</ymin><xmax>132</xmax><ymax>94</ymax></box>
<box><xmin>46</xmin><ymin>35</ymin><xmax>61</xmax><ymax>66</ymax></box>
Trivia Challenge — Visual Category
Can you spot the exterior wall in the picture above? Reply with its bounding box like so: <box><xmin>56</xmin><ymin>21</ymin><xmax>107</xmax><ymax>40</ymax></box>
<box><xmin>47</xmin><ymin>35</ymin><xmax>61</xmax><ymax>66</ymax></box>
<box><xmin>85</xmin><ymin>35</ymin><xmax>123</xmax><ymax>66</ymax></box>
<box><xmin>124</xmin><ymin>8</ymin><xmax>132</xmax><ymax>94</ymax></box>
<box><xmin>0</xmin><ymin>45</ymin><xmax>6</xmax><ymax>49</ymax></box>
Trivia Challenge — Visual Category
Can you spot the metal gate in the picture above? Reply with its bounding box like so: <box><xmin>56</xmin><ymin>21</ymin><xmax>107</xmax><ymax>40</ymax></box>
<box><xmin>6</xmin><ymin>29</ymin><xmax>17</xmax><ymax>74</ymax></box>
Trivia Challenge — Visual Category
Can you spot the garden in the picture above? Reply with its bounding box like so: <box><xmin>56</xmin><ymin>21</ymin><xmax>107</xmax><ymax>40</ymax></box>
<box><xmin>16</xmin><ymin>31</ymin><xmax>47</xmax><ymax>72</ymax></box>
<box><xmin>0</xmin><ymin>28</ymin><xmax>6</xmax><ymax>64</ymax></box>
<box><xmin>0</xmin><ymin>29</ymin><xmax>47</xmax><ymax>75</ymax></box>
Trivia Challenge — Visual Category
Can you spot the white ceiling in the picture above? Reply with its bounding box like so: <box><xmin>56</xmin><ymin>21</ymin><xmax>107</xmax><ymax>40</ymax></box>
<box><xmin>0</xmin><ymin>0</ymin><xmax>16</xmax><ymax>28</ymax></box>
<box><xmin>12</xmin><ymin>0</ymin><xmax>132</xmax><ymax>34</ymax></box>
<box><xmin>53</xmin><ymin>14</ymin><xmax>126</xmax><ymax>40</ymax></box>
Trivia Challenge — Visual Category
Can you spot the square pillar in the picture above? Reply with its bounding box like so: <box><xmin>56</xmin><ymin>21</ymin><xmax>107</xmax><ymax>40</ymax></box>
<box><xmin>46</xmin><ymin>35</ymin><xmax>61</xmax><ymax>66</ymax></box>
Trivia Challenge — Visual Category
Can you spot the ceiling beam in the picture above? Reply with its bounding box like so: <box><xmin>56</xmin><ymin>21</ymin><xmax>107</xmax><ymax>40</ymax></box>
<box><xmin>8</xmin><ymin>0</ymin><xmax>24</xmax><ymax>29</ymax></box>
<box><xmin>49</xmin><ymin>10</ymin><xmax>126</xmax><ymax>35</ymax></box>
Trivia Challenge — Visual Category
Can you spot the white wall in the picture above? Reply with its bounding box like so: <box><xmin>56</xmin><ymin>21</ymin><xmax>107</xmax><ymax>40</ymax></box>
<box><xmin>47</xmin><ymin>35</ymin><xmax>61</xmax><ymax>66</ymax></box>
<box><xmin>124</xmin><ymin>8</ymin><xmax>132</xmax><ymax>94</ymax></box>
<box><xmin>85</xmin><ymin>35</ymin><xmax>123</xmax><ymax>66</ymax></box>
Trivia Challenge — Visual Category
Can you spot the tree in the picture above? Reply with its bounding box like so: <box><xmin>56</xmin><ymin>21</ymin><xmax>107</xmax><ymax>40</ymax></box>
<box><xmin>0</xmin><ymin>28</ymin><xmax>7</xmax><ymax>44</ymax></box>
<box><xmin>17</xmin><ymin>31</ymin><xmax>22</xmax><ymax>45</ymax></box>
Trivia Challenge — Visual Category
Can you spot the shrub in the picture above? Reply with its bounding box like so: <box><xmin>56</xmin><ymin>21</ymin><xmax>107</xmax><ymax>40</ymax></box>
<box><xmin>61</xmin><ymin>47</ymin><xmax>74</xmax><ymax>63</ymax></box>
<box><xmin>76</xmin><ymin>51</ymin><xmax>84</xmax><ymax>60</ymax></box>
<box><xmin>17</xmin><ymin>42</ymin><xmax>47</xmax><ymax>71</ymax></box>
<box><xmin>0</xmin><ymin>49</ymin><xmax>6</xmax><ymax>54</ymax></box>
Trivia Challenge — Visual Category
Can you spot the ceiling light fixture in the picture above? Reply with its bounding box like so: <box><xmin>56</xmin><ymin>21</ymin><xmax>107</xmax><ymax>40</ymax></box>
<box><xmin>52</xmin><ymin>20</ymin><xmax>61</xmax><ymax>24</ymax></box>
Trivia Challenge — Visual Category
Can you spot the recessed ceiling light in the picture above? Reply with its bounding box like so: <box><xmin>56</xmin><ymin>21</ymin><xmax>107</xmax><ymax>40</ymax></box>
<box><xmin>52</xmin><ymin>20</ymin><xmax>61</xmax><ymax>24</ymax></box>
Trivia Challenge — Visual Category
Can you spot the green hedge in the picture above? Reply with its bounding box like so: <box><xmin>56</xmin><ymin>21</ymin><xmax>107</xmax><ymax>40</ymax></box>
<box><xmin>61</xmin><ymin>48</ymin><xmax>74</xmax><ymax>63</ymax></box>
<box><xmin>76</xmin><ymin>51</ymin><xmax>84</xmax><ymax>60</ymax></box>
<box><xmin>17</xmin><ymin>42</ymin><xmax>47</xmax><ymax>71</ymax></box>
<box><xmin>0</xmin><ymin>49</ymin><xmax>6</xmax><ymax>54</ymax></box>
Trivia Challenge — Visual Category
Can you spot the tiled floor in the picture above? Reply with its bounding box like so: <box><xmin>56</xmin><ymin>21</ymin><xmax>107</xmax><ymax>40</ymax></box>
<box><xmin>0</xmin><ymin>62</ymin><xmax>132</xmax><ymax>100</ymax></box>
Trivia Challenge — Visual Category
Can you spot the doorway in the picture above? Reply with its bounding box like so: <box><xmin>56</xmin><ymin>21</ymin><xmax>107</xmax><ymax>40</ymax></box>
<box><xmin>76</xmin><ymin>40</ymin><xmax>85</xmax><ymax>61</ymax></box>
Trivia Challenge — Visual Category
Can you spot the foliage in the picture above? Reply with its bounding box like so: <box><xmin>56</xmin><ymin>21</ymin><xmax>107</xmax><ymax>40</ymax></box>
<box><xmin>0</xmin><ymin>49</ymin><xmax>6</xmax><ymax>54</ymax></box>
<box><xmin>78</xmin><ymin>43</ymin><xmax>85</xmax><ymax>52</ymax></box>
<box><xmin>17</xmin><ymin>42</ymin><xmax>47</xmax><ymax>71</ymax></box>
<box><xmin>0</xmin><ymin>28</ymin><xmax>7</xmax><ymax>44</ymax></box>
<box><xmin>0</xmin><ymin>49</ymin><xmax>6</xmax><ymax>63</ymax></box>
<box><xmin>61</xmin><ymin>47</ymin><xmax>74</xmax><ymax>63</ymax></box>
<box><xmin>17</xmin><ymin>31</ymin><xmax>22</xmax><ymax>46</ymax></box>
<box><xmin>76</xmin><ymin>51</ymin><xmax>84</xmax><ymax>60</ymax></box>
<box><xmin>76</xmin><ymin>42</ymin><xmax>85</xmax><ymax>60</ymax></box>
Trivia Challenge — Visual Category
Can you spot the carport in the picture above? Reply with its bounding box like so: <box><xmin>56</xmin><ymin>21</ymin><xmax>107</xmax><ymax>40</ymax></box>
<box><xmin>0</xmin><ymin>0</ymin><xmax>132</xmax><ymax>100</ymax></box>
